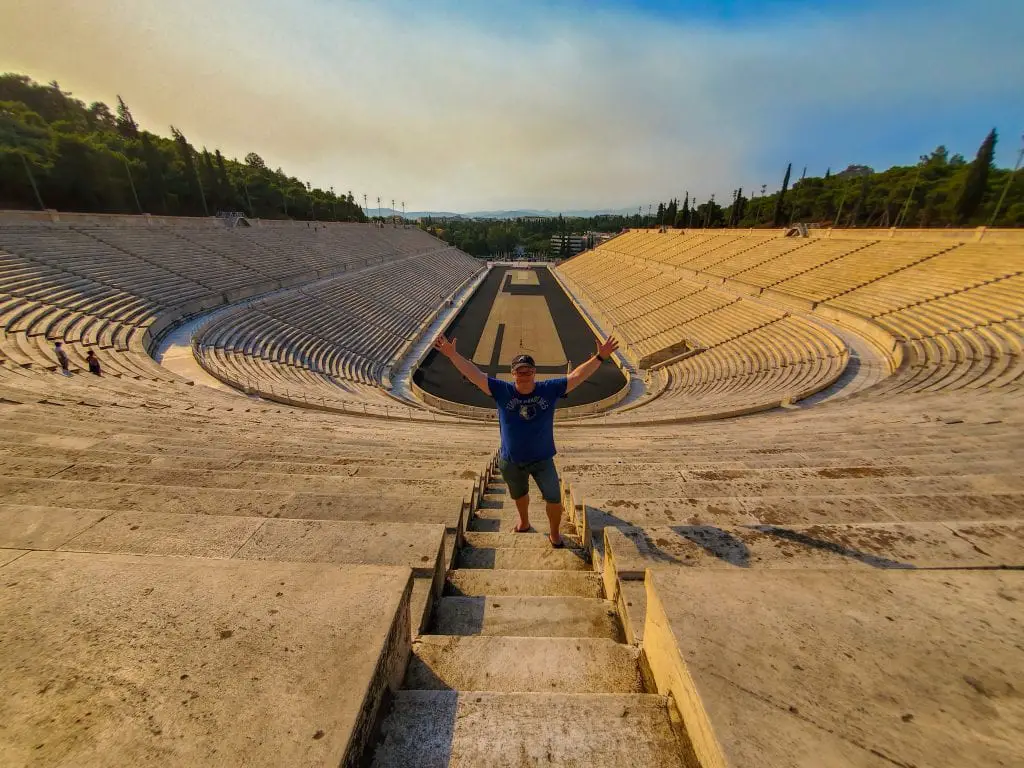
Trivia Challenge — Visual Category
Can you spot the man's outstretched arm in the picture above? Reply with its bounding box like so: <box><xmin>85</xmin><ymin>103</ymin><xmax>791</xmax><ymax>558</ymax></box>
<box><xmin>433</xmin><ymin>334</ymin><xmax>491</xmax><ymax>395</ymax></box>
<box><xmin>566</xmin><ymin>335</ymin><xmax>619</xmax><ymax>393</ymax></box>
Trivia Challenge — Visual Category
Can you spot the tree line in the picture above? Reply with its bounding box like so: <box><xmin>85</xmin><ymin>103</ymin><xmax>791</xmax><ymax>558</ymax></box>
<box><xmin>426</xmin><ymin>129</ymin><xmax>1021</xmax><ymax>258</ymax></box>
<box><xmin>0</xmin><ymin>74</ymin><xmax>365</xmax><ymax>221</ymax></box>
<box><xmin>656</xmin><ymin>129</ymin><xmax>1022</xmax><ymax>231</ymax></box>
<box><xmin>423</xmin><ymin>214</ymin><xmax>635</xmax><ymax>258</ymax></box>
<box><xmin>1</xmin><ymin>73</ymin><xmax>1020</xmax><ymax>241</ymax></box>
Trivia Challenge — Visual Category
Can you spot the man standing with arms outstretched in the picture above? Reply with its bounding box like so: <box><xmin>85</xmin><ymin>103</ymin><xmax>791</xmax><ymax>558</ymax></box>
<box><xmin>432</xmin><ymin>333</ymin><xmax>619</xmax><ymax>547</ymax></box>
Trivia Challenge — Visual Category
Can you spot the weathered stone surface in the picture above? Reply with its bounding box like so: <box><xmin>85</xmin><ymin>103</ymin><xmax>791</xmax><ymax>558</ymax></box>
<box><xmin>0</xmin><ymin>477</ymin><xmax>464</xmax><ymax>526</ymax></box>
<box><xmin>371</xmin><ymin>691</ymin><xmax>686</xmax><ymax>768</ymax></box>
<box><xmin>60</xmin><ymin>511</ymin><xmax>263</xmax><ymax>558</ymax></box>
<box><xmin>465</xmin><ymin>508</ymin><xmax>577</xmax><ymax>534</ymax></box>
<box><xmin>617</xmin><ymin>580</ymin><xmax>648</xmax><ymax>644</ymax></box>
<box><xmin>405</xmin><ymin>636</ymin><xmax>642</xmax><ymax>693</ymax></box>
<box><xmin>948</xmin><ymin>521</ymin><xmax>1024</xmax><ymax>565</ymax></box>
<box><xmin>0</xmin><ymin>549</ymin><xmax>28</xmax><ymax>567</ymax></box>
<box><xmin>643</xmin><ymin>569</ymin><xmax>1024</xmax><ymax>768</ymax></box>
<box><xmin>234</xmin><ymin>519</ymin><xmax>445</xmax><ymax>575</ymax></box>
<box><xmin>431</xmin><ymin>595</ymin><xmax>622</xmax><ymax>639</ymax></box>
<box><xmin>605</xmin><ymin>521</ymin><xmax>1008</xmax><ymax>571</ymax></box>
<box><xmin>878</xmin><ymin>492</ymin><xmax>1024</xmax><ymax>521</ymax></box>
<box><xmin>0</xmin><ymin>552</ymin><xmax>412</xmax><ymax>768</ymax></box>
<box><xmin>444</xmin><ymin>569</ymin><xmax>604</xmax><ymax>598</ymax></box>
<box><xmin>0</xmin><ymin>505</ymin><xmax>109</xmax><ymax>549</ymax></box>
<box><xmin>456</xmin><ymin>546</ymin><xmax>591</xmax><ymax>571</ymax></box>
<box><xmin>462</xmin><ymin>531</ymin><xmax>582</xmax><ymax>549</ymax></box>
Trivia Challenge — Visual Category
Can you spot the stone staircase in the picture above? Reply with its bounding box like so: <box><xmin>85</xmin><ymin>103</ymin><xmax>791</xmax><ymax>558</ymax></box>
<box><xmin>369</xmin><ymin>468</ymin><xmax>689</xmax><ymax>766</ymax></box>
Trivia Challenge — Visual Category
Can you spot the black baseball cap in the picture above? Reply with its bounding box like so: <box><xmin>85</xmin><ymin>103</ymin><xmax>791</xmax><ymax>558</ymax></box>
<box><xmin>510</xmin><ymin>354</ymin><xmax>536</xmax><ymax>371</ymax></box>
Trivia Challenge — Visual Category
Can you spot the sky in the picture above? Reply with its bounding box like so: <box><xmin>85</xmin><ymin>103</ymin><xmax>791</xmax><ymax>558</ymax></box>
<box><xmin>3</xmin><ymin>0</ymin><xmax>1023</xmax><ymax>212</ymax></box>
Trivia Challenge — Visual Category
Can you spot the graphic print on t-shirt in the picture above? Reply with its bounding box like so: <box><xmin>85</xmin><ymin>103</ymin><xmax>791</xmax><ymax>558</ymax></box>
<box><xmin>506</xmin><ymin>391</ymin><xmax>553</xmax><ymax>422</ymax></box>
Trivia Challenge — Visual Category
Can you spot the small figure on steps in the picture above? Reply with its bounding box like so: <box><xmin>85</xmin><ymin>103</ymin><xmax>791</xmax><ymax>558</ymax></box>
<box><xmin>433</xmin><ymin>333</ymin><xmax>619</xmax><ymax>547</ymax></box>
<box><xmin>54</xmin><ymin>341</ymin><xmax>70</xmax><ymax>376</ymax></box>
<box><xmin>86</xmin><ymin>349</ymin><xmax>102</xmax><ymax>377</ymax></box>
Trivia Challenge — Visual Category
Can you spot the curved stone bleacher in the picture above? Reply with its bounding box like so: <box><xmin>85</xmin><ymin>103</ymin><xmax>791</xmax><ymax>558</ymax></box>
<box><xmin>1</xmin><ymin>215</ymin><xmax>1022</xmax><ymax>766</ymax></box>
<box><xmin>561</xmin><ymin>228</ymin><xmax>1023</xmax><ymax>422</ymax></box>
<box><xmin>194</xmin><ymin>246</ymin><xmax>482</xmax><ymax>405</ymax></box>
<box><xmin>558</xmin><ymin>242</ymin><xmax>849</xmax><ymax>420</ymax></box>
<box><xmin>0</xmin><ymin>218</ymin><xmax>455</xmax><ymax>397</ymax></box>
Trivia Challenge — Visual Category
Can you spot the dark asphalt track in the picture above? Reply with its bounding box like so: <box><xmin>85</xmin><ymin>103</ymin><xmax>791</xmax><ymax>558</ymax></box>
<box><xmin>414</xmin><ymin>267</ymin><xmax>627</xmax><ymax>409</ymax></box>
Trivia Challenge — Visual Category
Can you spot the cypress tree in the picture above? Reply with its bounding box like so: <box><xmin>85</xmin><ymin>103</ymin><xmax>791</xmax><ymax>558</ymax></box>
<box><xmin>115</xmin><ymin>96</ymin><xmax>139</xmax><ymax>139</ymax></box>
<box><xmin>849</xmin><ymin>178</ymin><xmax>870</xmax><ymax>227</ymax></box>
<box><xmin>139</xmin><ymin>133</ymin><xmax>168</xmax><ymax>213</ymax></box>
<box><xmin>953</xmin><ymin>128</ymin><xmax>997</xmax><ymax>224</ymax></box>
<box><xmin>773</xmin><ymin>163</ymin><xmax>792</xmax><ymax>226</ymax></box>
<box><xmin>171</xmin><ymin>127</ymin><xmax>206</xmax><ymax>215</ymax></box>
<box><xmin>200</xmin><ymin>150</ymin><xmax>220</xmax><ymax>211</ymax></box>
<box><xmin>214</xmin><ymin>150</ymin><xmax>235</xmax><ymax>209</ymax></box>
<box><xmin>732</xmin><ymin>187</ymin><xmax>744</xmax><ymax>225</ymax></box>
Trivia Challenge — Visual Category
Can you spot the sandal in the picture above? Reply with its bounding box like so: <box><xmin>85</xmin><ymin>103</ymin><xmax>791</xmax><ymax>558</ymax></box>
<box><xmin>549</xmin><ymin>536</ymin><xmax>565</xmax><ymax>549</ymax></box>
<box><xmin>511</xmin><ymin>524</ymin><xmax>532</xmax><ymax>533</ymax></box>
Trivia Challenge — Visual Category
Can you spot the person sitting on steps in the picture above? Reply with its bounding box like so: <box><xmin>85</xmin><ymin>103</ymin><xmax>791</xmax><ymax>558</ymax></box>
<box><xmin>85</xmin><ymin>349</ymin><xmax>102</xmax><ymax>377</ymax></box>
<box><xmin>432</xmin><ymin>333</ymin><xmax>619</xmax><ymax>547</ymax></box>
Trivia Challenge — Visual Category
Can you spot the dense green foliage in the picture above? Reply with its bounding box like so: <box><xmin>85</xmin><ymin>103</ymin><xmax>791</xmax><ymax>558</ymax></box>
<box><xmin>700</xmin><ymin>131</ymin><xmax>1023</xmax><ymax>231</ymax></box>
<box><xmin>428</xmin><ymin>130</ymin><xmax>1021</xmax><ymax>257</ymax></box>
<box><xmin>953</xmin><ymin>128</ymin><xmax>997</xmax><ymax>224</ymax></box>
<box><xmin>1</xmin><ymin>73</ymin><xmax>1021</xmax><ymax>255</ymax></box>
<box><xmin>0</xmin><ymin>74</ymin><xmax>365</xmax><ymax>220</ymax></box>
<box><xmin>423</xmin><ymin>215</ymin><xmax>634</xmax><ymax>258</ymax></box>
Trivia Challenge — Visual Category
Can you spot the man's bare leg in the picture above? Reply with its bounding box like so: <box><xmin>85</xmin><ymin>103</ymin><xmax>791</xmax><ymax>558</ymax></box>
<box><xmin>513</xmin><ymin>494</ymin><xmax>531</xmax><ymax>532</ymax></box>
<box><xmin>546</xmin><ymin>502</ymin><xmax>563</xmax><ymax>545</ymax></box>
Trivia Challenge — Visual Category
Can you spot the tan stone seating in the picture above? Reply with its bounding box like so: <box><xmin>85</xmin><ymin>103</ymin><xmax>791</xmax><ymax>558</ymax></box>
<box><xmin>196</xmin><ymin>248</ymin><xmax>479</xmax><ymax>390</ymax></box>
<box><xmin>826</xmin><ymin>243</ymin><xmax>1022</xmax><ymax>317</ymax></box>
<box><xmin>703</xmin><ymin>236</ymin><xmax>812</xmax><ymax>279</ymax></box>
<box><xmin>79</xmin><ymin>226</ymin><xmax>268</xmax><ymax>293</ymax></box>
<box><xmin>728</xmin><ymin>238</ymin><xmax>879</xmax><ymax>288</ymax></box>
<box><xmin>1</xmin><ymin>225</ymin><xmax>1022</xmax><ymax>767</ymax></box>
<box><xmin>675</xmin><ymin>234</ymin><xmax>776</xmax><ymax>272</ymax></box>
<box><xmin>772</xmin><ymin>240</ymin><xmax>953</xmax><ymax>303</ymax></box>
<box><xmin>571</xmin><ymin>230</ymin><xmax>1023</xmax><ymax>407</ymax></box>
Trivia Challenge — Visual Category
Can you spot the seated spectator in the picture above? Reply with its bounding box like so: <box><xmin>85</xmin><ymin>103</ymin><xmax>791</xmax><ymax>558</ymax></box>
<box><xmin>86</xmin><ymin>349</ymin><xmax>102</xmax><ymax>377</ymax></box>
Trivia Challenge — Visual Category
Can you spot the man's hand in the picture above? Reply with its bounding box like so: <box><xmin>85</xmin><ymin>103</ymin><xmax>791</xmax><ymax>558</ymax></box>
<box><xmin>567</xmin><ymin>335</ymin><xmax>620</xmax><ymax>393</ymax></box>
<box><xmin>597</xmin><ymin>335</ymin><xmax>619</xmax><ymax>360</ymax></box>
<box><xmin>433</xmin><ymin>333</ymin><xmax>491</xmax><ymax>395</ymax></box>
<box><xmin>433</xmin><ymin>334</ymin><xmax>457</xmax><ymax>358</ymax></box>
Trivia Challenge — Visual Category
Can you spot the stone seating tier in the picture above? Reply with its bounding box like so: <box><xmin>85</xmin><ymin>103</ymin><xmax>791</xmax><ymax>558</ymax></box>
<box><xmin>557</xmin><ymin>245</ymin><xmax>849</xmax><ymax>412</ymax></box>
<box><xmin>195</xmin><ymin>247</ymin><xmax>481</xmax><ymax>388</ymax></box>
<box><xmin>1</xmin><ymin>222</ymin><xmax>460</xmax><ymax>402</ymax></box>
<box><xmin>564</xmin><ymin>229</ymin><xmax>1023</xmax><ymax>410</ymax></box>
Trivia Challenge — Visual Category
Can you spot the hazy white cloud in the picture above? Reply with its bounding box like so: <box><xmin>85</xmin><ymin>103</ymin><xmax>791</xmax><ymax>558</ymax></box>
<box><xmin>2</xmin><ymin>0</ymin><xmax>1021</xmax><ymax>211</ymax></box>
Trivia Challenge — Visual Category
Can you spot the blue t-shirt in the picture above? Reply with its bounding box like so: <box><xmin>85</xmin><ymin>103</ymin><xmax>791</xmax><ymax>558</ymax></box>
<box><xmin>488</xmin><ymin>376</ymin><xmax>567</xmax><ymax>464</ymax></box>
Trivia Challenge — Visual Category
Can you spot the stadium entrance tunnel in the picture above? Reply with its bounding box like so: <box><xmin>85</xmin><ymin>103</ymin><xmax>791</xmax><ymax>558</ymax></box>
<box><xmin>414</xmin><ymin>267</ymin><xmax>627</xmax><ymax>411</ymax></box>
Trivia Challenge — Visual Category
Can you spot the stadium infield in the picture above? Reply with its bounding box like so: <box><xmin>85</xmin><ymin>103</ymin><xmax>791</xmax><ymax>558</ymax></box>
<box><xmin>414</xmin><ymin>266</ymin><xmax>627</xmax><ymax>409</ymax></box>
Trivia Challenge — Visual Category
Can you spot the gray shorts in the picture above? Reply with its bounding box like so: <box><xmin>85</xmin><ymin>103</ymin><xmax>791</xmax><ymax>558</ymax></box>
<box><xmin>498</xmin><ymin>456</ymin><xmax>561</xmax><ymax>503</ymax></box>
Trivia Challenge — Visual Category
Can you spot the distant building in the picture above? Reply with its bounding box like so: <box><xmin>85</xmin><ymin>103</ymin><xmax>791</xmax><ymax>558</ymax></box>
<box><xmin>587</xmin><ymin>231</ymin><xmax>615</xmax><ymax>246</ymax></box>
<box><xmin>549</xmin><ymin>234</ymin><xmax>588</xmax><ymax>257</ymax></box>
